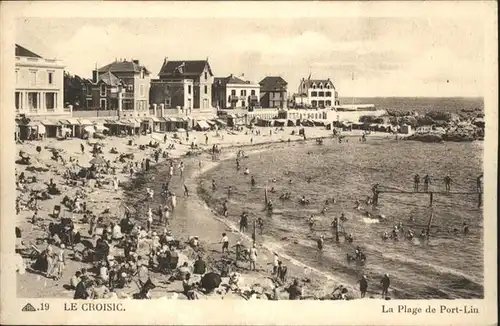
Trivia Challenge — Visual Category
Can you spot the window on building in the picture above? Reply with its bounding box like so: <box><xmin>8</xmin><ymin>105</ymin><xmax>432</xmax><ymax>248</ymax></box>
<box><xmin>204</xmin><ymin>72</ymin><xmax>208</xmax><ymax>80</ymax></box>
<box><xmin>86</xmin><ymin>99</ymin><xmax>93</xmax><ymax>108</ymax></box>
<box><xmin>251</xmin><ymin>89</ymin><xmax>255</xmax><ymax>96</ymax></box>
<box><xmin>228</xmin><ymin>96</ymin><xmax>231</xmax><ymax>103</ymax></box>
<box><xmin>312</xmin><ymin>84</ymin><xmax>316</xmax><ymax>89</ymax></box>
<box><xmin>319</xmin><ymin>92</ymin><xmax>324</xmax><ymax>97</ymax></box>
<box><xmin>326</xmin><ymin>100</ymin><xmax>332</xmax><ymax>107</ymax></box>
<box><xmin>311</xmin><ymin>100</ymin><xmax>317</xmax><ymax>107</ymax></box>
<box><xmin>45</xmin><ymin>93</ymin><xmax>56</xmax><ymax>110</ymax></box>
<box><xmin>28</xmin><ymin>92</ymin><xmax>38</xmax><ymax>110</ymax></box>
<box><xmin>140</xmin><ymin>84</ymin><xmax>144</xmax><ymax>96</ymax></box>
<box><xmin>100</xmin><ymin>99</ymin><xmax>107</xmax><ymax>110</ymax></box>
<box><xmin>231</xmin><ymin>90</ymin><xmax>236</xmax><ymax>96</ymax></box>
<box><xmin>188</xmin><ymin>85</ymin><xmax>192</xmax><ymax>94</ymax></box>
<box><xmin>29</xmin><ymin>71</ymin><xmax>37</xmax><ymax>85</ymax></box>
<box><xmin>100</xmin><ymin>84</ymin><xmax>106</xmax><ymax>97</ymax></box>
<box><xmin>326</xmin><ymin>84</ymin><xmax>330</xmax><ymax>89</ymax></box>
<box><xmin>311</xmin><ymin>91</ymin><xmax>317</xmax><ymax>96</ymax></box>
<box><xmin>15</xmin><ymin>92</ymin><xmax>22</xmax><ymax>110</ymax></box>
<box><xmin>204</xmin><ymin>85</ymin><xmax>208</xmax><ymax>94</ymax></box>
<box><xmin>318</xmin><ymin>100</ymin><xmax>325</xmax><ymax>107</ymax></box>
<box><xmin>140</xmin><ymin>69</ymin><xmax>144</xmax><ymax>79</ymax></box>
<box><xmin>326</xmin><ymin>91</ymin><xmax>332</xmax><ymax>97</ymax></box>
<box><xmin>48</xmin><ymin>72</ymin><xmax>54</xmax><ymax>85</ymax></box>
<box><xmin>242</xmin><ymin>101</ymin><xmax>246</xmax><ymax>108</ymax></box>
<box><xmin>127</xmin><ymin>85</ymin><xmax>133</xmax><ymax>91</ymax></box>
<box><xmin>86</xmin><ymin>85</ymin><xmax>92</xmax><ymax>96</ymax></box>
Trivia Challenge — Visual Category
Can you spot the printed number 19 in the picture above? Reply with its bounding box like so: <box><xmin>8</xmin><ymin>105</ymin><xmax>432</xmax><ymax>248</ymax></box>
<box><xmin>40</xmin><ymin>303</ymin><xmax>50</xmax><ymax>311</ymax></box>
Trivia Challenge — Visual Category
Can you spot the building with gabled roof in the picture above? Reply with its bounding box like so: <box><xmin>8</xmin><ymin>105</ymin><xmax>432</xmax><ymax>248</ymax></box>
<box><xmin>89</xmin><ymin>59</ymin><xmax>151</xmax><ymax>118</ymax></box>
<box><xmin>154</xmin><ymin>58</ymin><xmax>214</xmax><ymax>110</ymax></box>
<box><xmin>294</xmin><ymin>77</ymin><xmax>339</xmax><ymax>108</ymax></box>
<box><xmin>15</xmin><ymin>43</ymin><xmax>68</xmax><ymax>119</ymax></box>
<box><xmin>259</xmin><ymin>76</ymin><xmax>288</xmax><ymax>109</ymax></box>
<box><xmin>212</xmin><ymin>74</ymin><xmax>260</xmax><ymax>110</ymax></box>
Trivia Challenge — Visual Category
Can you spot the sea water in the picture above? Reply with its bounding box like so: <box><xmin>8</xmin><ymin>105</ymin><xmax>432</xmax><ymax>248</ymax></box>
<box><xmin>200</xmin><ymin>139</ymin><xmax>484</xmax><ymax>299</ymax></box>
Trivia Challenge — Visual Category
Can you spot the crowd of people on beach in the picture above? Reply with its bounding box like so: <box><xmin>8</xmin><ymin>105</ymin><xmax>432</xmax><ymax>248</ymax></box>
<box><xmin>14</xmin><ymin>125</ymin><xmax>483</xmax><ymax>301</ymax></box>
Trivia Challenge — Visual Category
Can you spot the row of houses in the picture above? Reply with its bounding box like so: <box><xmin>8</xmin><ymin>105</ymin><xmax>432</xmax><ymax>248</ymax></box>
<box><xmin>15</xmin><ymin>43</ymin><xmax>343</xmax><ymax>123</ymax></box>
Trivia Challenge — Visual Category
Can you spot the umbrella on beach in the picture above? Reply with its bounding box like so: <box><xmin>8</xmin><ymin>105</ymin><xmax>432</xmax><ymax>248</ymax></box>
<box><xmin>201</xmin><ymin>272</ymin><xmax>222</xmax><ymax>293</ymax></box>
<box><xmin>89</xmin><ymin>156</ymin><xmax>107</xmax><ymax>166</ymax></box>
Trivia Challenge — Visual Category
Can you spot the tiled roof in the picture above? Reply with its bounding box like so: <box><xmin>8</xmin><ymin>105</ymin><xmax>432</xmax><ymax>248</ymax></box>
<box><xmin>97</xmin><ymin>60</ymin><xmax>150</xmax><ymax>74</ymax></box>
<box><xmin>214</xmin><ymin>74</ymin><xmax>251</xmax><ymax>86</ymax></box>
<box><xmin>259</xmin><ymin>76</ymin><xmax>288</xmax><ymax>90</ymax></box>
<box><xmin>98</xmin><ymin>71</ymin><xmax>122</xmax><ymax>86</ymax></box>
<box><xmin>15</xmin><ymin>44</ymin><xmax>42</xmax><ymax>58</ymax></box>
<box><xmin>158</xmin><ymin>60</ymin><xmax>213</xmax><ymax>78</ymax></box>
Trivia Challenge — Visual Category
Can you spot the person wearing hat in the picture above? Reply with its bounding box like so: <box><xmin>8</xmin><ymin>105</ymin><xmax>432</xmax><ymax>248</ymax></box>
<box><xmin>358</xmin><ymin>275</ymin><xmax>368</xmax><ymax>298</ymax></box>
<box><xmin>380</xmin><ymin>273</ymin><xmax>390</xmax><ymax>297</ymax></box>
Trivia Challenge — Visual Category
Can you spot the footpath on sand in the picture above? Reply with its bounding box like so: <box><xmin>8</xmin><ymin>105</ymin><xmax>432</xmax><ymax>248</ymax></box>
<box><xmin>123</xmin><ymin>143</ymin><xmax>362</xmax><ymax>300</ymax></box>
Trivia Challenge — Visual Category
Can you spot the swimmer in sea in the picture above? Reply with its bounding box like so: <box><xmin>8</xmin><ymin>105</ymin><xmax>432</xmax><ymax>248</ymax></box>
<box><xmin>320</xmin><ymin>206</ymin><xmax>328</xmax><ymax>215</ymax></box>
<box><xmin>345</xmin><ymin>233</ymin><xmax>354</xmax><ymax>243</ymax></box>
<box><xmin>340</xmin><ymin>212</ymin><xmax>348</xmax><ymax>222</ymax></box>
<box><xmin>354</xmin><ymin>200</ymin><xmax>361</xmax><ymax>210</ymax></box>
<box><xmin>381</xmin><ymin>231</ymin><xmax>389</xmax><ymax>240</ymax></box>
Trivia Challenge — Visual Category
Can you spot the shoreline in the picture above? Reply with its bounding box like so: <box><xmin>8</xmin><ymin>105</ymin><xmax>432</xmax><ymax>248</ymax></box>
<box><xmin>15</xmin><ymin>127</ymin><xmax>468</xmax><ymax>299</ymax></box>
<box><xmin>121</xmin><ymin>135</ymin><xmax>367</xmax><ymax>300</ymax></box>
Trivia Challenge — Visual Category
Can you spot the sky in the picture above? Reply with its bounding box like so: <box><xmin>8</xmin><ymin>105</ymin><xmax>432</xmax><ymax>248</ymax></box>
<box><xmin>16</xmin><ymin>16</ymin><xmax>486</xmax><ymax>97</ymax></box>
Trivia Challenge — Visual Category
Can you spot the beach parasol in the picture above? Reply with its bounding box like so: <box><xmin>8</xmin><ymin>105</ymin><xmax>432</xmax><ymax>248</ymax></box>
<box><xmin>201</xmin><ymin>272</ymin><xmax>222</xmax><ymax>293</ymax></box>
<box><xmin>89</xmin><ymin>156</ymin><xmax>107</xmax><ymax>166</ymax></box>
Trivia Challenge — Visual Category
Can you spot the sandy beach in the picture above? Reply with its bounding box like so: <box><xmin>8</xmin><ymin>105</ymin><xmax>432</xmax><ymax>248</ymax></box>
<box><xmin>15</xmin><ymin>126</ymin><xmax>402</xmax><ymax>300</ymax></box>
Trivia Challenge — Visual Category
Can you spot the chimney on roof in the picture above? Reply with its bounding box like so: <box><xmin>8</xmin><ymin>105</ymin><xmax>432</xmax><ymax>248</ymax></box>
<box><xmin>92</xmin><ymin>70</ymin><xmax>98</xmax><ymax>83</ymax></box>
<box><xmin>133</xmin><ymin>59</ymin><xmax>139</xmax><ymax>65</ymax></box>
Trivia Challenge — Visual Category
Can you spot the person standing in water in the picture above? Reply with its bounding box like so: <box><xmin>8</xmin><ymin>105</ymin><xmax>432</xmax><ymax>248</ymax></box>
<box><xmin>444</xmin><ymin>174</ymin><xmax>453</xmax><ymax>192</ymax></box>
<box><xmin>222</xmin><ymin>200</ymin><xmax>228</xmax><ymax>217</ymax></box>
<box><xmin>317</xmin><ymin>235</ymin><xmax>324</xmax><ymax>251</ymax></box>
<box><xmin>308</xmin><ymin>215</ymin><xmax>316</xmax><ymax>230</ymax></box>
<box><xmin>463</xmin><ymin>222</ymin><xmax>470</xmax><ymax>235</ymax></box>
<box><xmin>358</xmin><ymin>275</ymin><xmax>368</xmax><ymax>298</ymax></box>
<box><xmin>413</xmin><ymin>174</ymin><xmax>420</xmax><ymax>192</ymax></box>
<box><xmin>380</xmin><ymin>274</ymin><xmax>390</xmax><ymax>297</ymax></box>
<box><xmin>423</xmin><ymin>174</ymin><xmax>431</xmax><ymax>192</ymax></box>
<box><xmin>476</xmin><ymin>173</ymin><xmax>483</xmax><ymax>193</ymax></box>
<box><xmin>239</xmin><ymin>212</ymin><xmax>248</xmax><ymax>233</ymax></box>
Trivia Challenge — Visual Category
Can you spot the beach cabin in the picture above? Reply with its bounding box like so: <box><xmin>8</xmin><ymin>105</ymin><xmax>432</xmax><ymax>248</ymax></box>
<box><xmin>400</xmin><ymin>124</ymin><xmax>411</xmax><ymax>134</ymax></box>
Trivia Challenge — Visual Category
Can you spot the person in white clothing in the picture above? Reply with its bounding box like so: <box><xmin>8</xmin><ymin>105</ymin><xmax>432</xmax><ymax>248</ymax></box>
<box><xmin>170</xmin><ymin>193</ymin><xmax>177</xmax><ymax>211</ymax></box>
<box><xmin>249</xmin><ymin>244</ymin><xmax>257</xmax><ymax>271</ymax></box>
<box><xmin>147</xmin><ymin>208</ymin><xmax>153</xmax><ymax>232</ymax></box>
